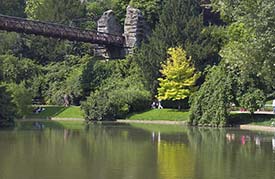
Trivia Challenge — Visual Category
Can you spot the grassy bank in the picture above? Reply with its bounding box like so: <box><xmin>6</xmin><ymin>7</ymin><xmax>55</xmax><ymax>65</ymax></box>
<box><xmin>15</xmin><ymin>120</ymin><xmax>87</xmax><ymax>130</ymax></box>
<box><xmin>27</xmin><ymin>106</ymin><xmax>84</xmax><ymax>119</ymax></box>
<box><xmin>229</xmin><ymin>113</ymin><xmax>275</xmax><ymax>126</ymax></box>
<box><xmin>126</xmin><ymin>109</ymin><xmax>190</xmax><ymax>121</ymax></box>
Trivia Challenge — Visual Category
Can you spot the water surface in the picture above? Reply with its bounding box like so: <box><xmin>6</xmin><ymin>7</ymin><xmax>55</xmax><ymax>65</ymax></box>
<box><xmin>0</xmin><ymin>124</ymin><xmax>275</xmax><ymax>179</ymax></box>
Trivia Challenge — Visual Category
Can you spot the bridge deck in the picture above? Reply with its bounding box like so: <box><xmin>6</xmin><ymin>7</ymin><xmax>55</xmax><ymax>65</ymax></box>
<box><xmin>0</xmin><ymin>14</ymin><xmax>124</xmax><ymax>47</ymax></box>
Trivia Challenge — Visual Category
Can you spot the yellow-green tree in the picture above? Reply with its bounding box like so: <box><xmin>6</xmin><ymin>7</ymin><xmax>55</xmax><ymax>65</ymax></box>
<box><xmin>157</xmin><ymin>47</ymin><xmax>200</xmax><ymax>108</ymax></box>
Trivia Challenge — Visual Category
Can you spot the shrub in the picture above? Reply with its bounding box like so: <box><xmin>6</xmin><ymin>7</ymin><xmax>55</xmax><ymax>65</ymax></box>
<box><xmin>81</xmin><ymin>76</ymin><xmax>150</xmax><ymax>121</ymax></box>
<box><xmin>238</xmin><ymin>89</ymin><xmax>265</xmax><ymax>114</ymax></box>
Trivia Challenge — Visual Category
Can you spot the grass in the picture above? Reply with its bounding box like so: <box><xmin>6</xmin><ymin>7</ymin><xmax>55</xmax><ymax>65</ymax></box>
<box><xmin>229</xmin><ymin>113</ymin><xmax>275</xmax><ymax>126</ymax></box>
<box><xmin>15</xmin><ymin>120</ymin><xmax>87</xmax><ymax>130</ymax></box>
<box><xmin>126</xmin><ymin>109</ymin><xmax>190</xmax><ymax>121</ymax></box>
<box><xmin>27</xmin><ymin>106</ymin><xmax>84</xmax><ymax>119</ymax></box>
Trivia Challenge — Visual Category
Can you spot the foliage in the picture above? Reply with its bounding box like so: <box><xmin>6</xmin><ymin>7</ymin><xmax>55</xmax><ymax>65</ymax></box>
<box><xmin>39</xmin><ymin>55</ymin><xmax>89</xmax><ymax>105</ymax></box>
<box><xmin>0</xmin><ymin>55</ymin><xmax>41</xmax><ymax>84</ymax></box>
<box><xmin>7</xmin><ymin>83</ymin><xmax>33</xmax><ymax>117</ymax></box>
<box><xmin>157</xmin><ymin>47</ymin><xmax>200</xmax><ymax>104</ymax></box>
<box><xmin>238</xmin><ymin>89</ymin><xmax>265</xmax><ymax>114</ymax></box>
<box><xmin>82</xmin><ymin>75</ymin><xmax>151</xmax><ymax>121</ymax></box>
<box><xmin>212</xmin><ymin>0</ymin><xmax>275</xmax><ymax>100</ymax></box>
<box><xmin>134</xmin><ymin>0</ymin><xmax>221</xmax><ymax>94</ymax></box>
<box><xmin>81</xmin><ymin>58</ymin><xmax>116</xmax><ymax>97</ymax></box>
<box><xmin>189</xmin><ymin>65</ymin><xmax>235</xmax><ymax>127</ymax></box>
<box><xmin>129</xmin><ymin>0</ymin><xmax>164</xmax><ymax>28</ymax></box>
<box><xmin>82</xmin><ymin>58</ymin><xmax>150</xmax><ymax>121</ymax></box>
<box><xmin>0</xmin><ymin>84</ymin><xmax>16</xmax><ymax>125</ymax></box>
<box><xmin>0</xmin><ymin>0</ymin><xmax>26</xmax><ymax>17</ymax></box>
<box><xmin>23</xmin><ymin>0</ymin><xmax>88</xmax><ymax>65</ymax></box>
<box><xmin>25</xmin><ymin>0</ymin><xmax>85</xmax><ymax>23</ymax></box>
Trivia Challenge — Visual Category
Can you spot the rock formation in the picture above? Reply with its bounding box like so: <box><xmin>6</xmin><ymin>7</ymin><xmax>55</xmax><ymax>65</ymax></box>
<box><xmin>95</xmin><ymin>10</ymin><xmax>123</xmax><ymax>59</ymax></box>
<box><xmin>123</xmin><ymin>6</ymin><xmax>150</xmax><ymax>54</ymax></box>
<box><xmin>95</xmin><ymin>6</ymin><xmax>150</xmax><ymax>58</ymax></box>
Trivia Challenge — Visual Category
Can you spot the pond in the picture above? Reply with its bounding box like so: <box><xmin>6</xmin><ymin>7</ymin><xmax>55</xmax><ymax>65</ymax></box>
<box><xmin>0</xmin><ymin>124</ymin><xmax>275</xmax><ymax>179</ymax></box>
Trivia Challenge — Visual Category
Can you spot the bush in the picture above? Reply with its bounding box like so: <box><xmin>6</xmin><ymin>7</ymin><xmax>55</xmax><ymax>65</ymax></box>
<box><xmin>81</xmin><ymin>76</ymin><xmax>151</xmax><ymax>121</ymax></box>
<box><xmin>238</xmin><ymin>89</ymin><xmax>265</xmax><ymax>114</ymax></box>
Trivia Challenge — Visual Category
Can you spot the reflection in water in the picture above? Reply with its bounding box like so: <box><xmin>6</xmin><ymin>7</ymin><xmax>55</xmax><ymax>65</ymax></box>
<box><xmin>255</xmin><ymin>136</ymin><xmax>261</xmax><ymax>146</ymax></box>
<box><xmin>157</xmin><ymin>141</ymin><xmax>194</xmax><ymax>179</ymax></box>
<box><xmin>273</xmin><ymin>137</ymin><xmax>275</xmax><ymax>151</ymax></box>
<box><xmin>0</xmin><ymin>126</ymin><xmax>274</xmax><ymax>179</ymax></box>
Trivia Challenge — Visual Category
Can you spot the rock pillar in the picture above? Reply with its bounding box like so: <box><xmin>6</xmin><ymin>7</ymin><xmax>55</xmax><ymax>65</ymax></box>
<box><xmin>95</xmin><ymin>10</ymin><xmax>124</xmax><ymax>59</ymax></box>
<box><xmin>123</xmin><ymin>6</ymin><xmax>150</xmax><ymax>55</ymax></box>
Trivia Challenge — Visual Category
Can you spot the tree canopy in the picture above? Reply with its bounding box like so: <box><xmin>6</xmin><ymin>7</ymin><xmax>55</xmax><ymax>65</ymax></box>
<box><xmin>157</xmin><ymin>47</ymin><xmax>200</xmax><ymax>102</ymax></box>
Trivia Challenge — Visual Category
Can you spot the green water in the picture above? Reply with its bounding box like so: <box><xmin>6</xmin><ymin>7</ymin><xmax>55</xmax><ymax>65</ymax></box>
<box><xmin>0</xmin><ymin>124</ymin><xmax>275</xmax><ymax>179</ymax></box>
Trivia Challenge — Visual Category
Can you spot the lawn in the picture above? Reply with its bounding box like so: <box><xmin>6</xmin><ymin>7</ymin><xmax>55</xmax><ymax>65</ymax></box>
<box><xmin>27</xmin><ymin>106</ymin><xmax>84</xmax><ymax>119</ymax></box>
<box><xmin>126</xmin><ymin>109</ymin><xmax>190</xmax><ymax>121</ymax></box>
<box><xmin>229</xmin><ymin>113</ymin><xmax>275</xmax><ymax>126</ymax></box>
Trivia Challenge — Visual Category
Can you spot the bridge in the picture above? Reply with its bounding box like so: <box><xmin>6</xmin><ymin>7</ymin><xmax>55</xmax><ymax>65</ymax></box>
<box><xmin>0</xmin><ymin>2</ymin><xmax>218</xmax><ymax>58</ymax></box>
<box><xmin>0</xmin><ymin>14</ymin><xmax>125</xmax><ymax>47</ymax></box>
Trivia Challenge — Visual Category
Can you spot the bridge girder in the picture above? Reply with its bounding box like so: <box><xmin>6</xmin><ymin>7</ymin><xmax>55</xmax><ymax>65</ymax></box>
<box><xmin>0</xmin><ymin>14</ymin><xmax>125</xmax><ymax>47</ymax></box>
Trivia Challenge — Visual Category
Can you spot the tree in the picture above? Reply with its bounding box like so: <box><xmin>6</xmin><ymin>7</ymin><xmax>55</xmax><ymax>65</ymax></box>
<box><xmin>23</xmin><ymin>0</ymin><xmax>87</xmax><ymax>64</ymax></box>
<box><xmin>0</xmin><ymin>0</ymin><xmax>26</xmax><ymax>17</ymax></box>
<box><xmin>129</xmin><ymin>0</ymin><xmax>164</xmax><ymax>28</ymax></box>
<box><xmin>0</xmin><ymin>84</ymin><xmax>15</xmax><ymax>127</ymax></box>
<box><xmin>0</xmin><ymin>55</ymin><xmax>41</xmax><ymax>84</ymax></box>
<box><xmin>157</xmin><ymin>47</ymin><xmax>200</xmax><ymax>108</ymax></box>
<box><xmin>211</xmin><ymin>0</ymin><xmax>275</xmax><ymax>99</ymax></box>
<box><xmin>189</xmin><ymin>65</ymin><xmax>235</xmax><ymax>127</ymax></box>
<box><xmin>7</xmin><ymin>83</ymin><xmax>33</xmax><ymax>118</ymax></box>
<box><xmin>81</xmin><ymin>58</ymin><xmax>150</xmax><ymax>121</ymax></box>
<box><xmin>134</xmin><ymin>0</ymin><xmax>221</xmax><ymax>94</ymax></box>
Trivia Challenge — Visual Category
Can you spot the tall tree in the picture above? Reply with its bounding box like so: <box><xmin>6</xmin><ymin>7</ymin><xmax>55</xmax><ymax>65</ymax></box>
<box><xmin>23</xmin><ymin>0</ymin><xmax>87</xmax><ymax>64</ymax></box>
<box><xmin>134</xmin><ymin>0</ymin><xmax>221</xmax><ymax>94</ymax></box>
<box><xmin>0</xmin><ymin>0</ymin><xmax>26</xmax><ymax>17</ymax></box>
<box><xmin>0</xmin><ymin>85</ymin><xmax>15</xmax><ymax>127</ymax></box>
<box><xmin>157</xmin><ymin>47</ymin><xmax>200</xmax><ymax>108</ymax></box>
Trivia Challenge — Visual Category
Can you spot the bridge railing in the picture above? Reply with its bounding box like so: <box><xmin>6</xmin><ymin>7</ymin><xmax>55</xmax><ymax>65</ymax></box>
<box><xmin>0</xmin><ymin>14</ymin><xmax>124</xmax><ymax>47</ymax></box>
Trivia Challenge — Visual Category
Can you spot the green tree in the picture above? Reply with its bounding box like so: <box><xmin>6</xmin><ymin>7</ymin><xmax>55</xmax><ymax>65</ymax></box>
<box><xmin>0</xmin><ymin>84</ymin><xmax>15</xmax><ymax>127</ymax></box>
<box><xmin>0</xmin><ymin>0</ymin><xmax>26</xmax><ymax>17</ymax></box>
<box><xmin>189</xmin><ymin>65</ymin><xmax>235</xmax><ymax>127</ymax></box>
<box><xmin>23</xmin><ymin>0</ymin><xmax>87</xmax><ymax>64</ymax></box>
<box><xmin>157</xmin><ymin>47</ymin><xmax>200</xmax><ymax>108</ymax></box>
<box><xmin>215</xmin><ymin>0</ymin><xmax>275</xmax><ymax>100</ymax></box>
<box><xmin>0</xmin><ymin>55</ymin><xmax>41</xmax><ymax>84</ymax></box>
<box><xmin>7</xmin><ymin>83</ymin><xmax>33</xmax><ymax>118</ymax></box>
<box><xmin>134</xmin><ymin>0</ymin><xmax>221</xmax><ymax>94</ymax></box>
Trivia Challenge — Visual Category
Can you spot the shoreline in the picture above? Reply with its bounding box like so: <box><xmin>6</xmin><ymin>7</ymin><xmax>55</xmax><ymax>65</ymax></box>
<box><xmin>238</xmin><ymin>124</ymin><xmax>275</xmax><ymax>133</ymax></box>
<box><xmin>15</xmin><ymin>118</ymin><xmax>275</xmax><ymax>133</ymax></box>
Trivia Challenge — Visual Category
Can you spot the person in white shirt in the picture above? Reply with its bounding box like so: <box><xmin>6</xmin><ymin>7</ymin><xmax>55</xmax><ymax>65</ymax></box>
<box><xmin>273</xmin><ymin>99</ymin><xmax>275</xmax><ymax>113</ymax></box>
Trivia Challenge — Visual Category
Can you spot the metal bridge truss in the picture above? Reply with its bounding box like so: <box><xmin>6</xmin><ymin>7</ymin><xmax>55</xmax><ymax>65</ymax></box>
<box><xmin>0</xmin><ymin>14</ymin><xmax>124</xmax><ymax>47</ymax></box>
